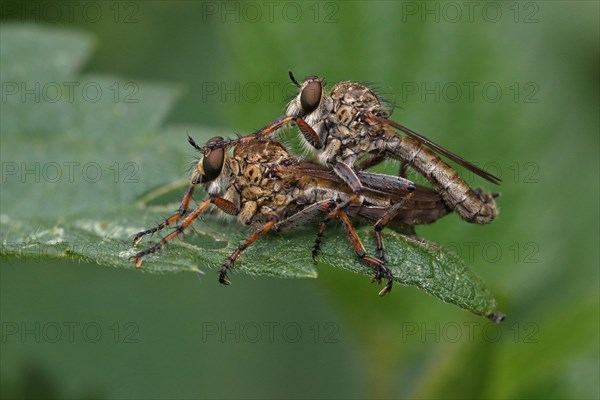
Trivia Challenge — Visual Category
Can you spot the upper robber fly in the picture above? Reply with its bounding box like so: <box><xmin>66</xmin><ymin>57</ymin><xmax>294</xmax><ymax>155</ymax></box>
<box><xmin>205</xmin><ymin>71</ymin><xmax>501</xmax><ymax>224</ymax></box>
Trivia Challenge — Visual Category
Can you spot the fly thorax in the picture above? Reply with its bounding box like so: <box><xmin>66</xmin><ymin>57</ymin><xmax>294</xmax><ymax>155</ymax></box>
<box><xmin>331</xmin><ymin>82</ymin><xmax>384</xmax><ymax>116</ymax></box>
<box><xmin>333</xmin><ymin>124</ymin><xmax>353</xmax><ymax>141</ymax></box>
<box><xmin>243</xmin><ymin>164</ymin><xmax>263</xmax><ymax>185</ymax></box>
<box><xmin>336</xmin><ymin>103</ymin><xmax>356</xmax><ymax>126</ymax></box>
<box><xmin>241</xmin><ymin>186</ymin><xmax>264</xmax><ymax>201</ymax></box>
<box><xmin>227</xmin><ymin>158</ymin><xmax>241</xmax><ymax>176</ymax></box>
<box><xmin>273</xmin><ymin>193</ymin><xmax>288</xmax><ymax>206</ymax></box>
<box><xmin>238</xmin><ymin>201</ymin><xmax>257</xmax><ymax>225</ymax></box>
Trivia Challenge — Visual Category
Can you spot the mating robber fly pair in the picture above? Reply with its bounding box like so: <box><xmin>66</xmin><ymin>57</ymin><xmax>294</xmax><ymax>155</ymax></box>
<box><xmin>131</xmin><ymin>71</ymin><xmax>500</xmax><ymax>296</ymax></box>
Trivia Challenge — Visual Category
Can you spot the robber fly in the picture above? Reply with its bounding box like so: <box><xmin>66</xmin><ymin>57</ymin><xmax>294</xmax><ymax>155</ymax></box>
<box><xmin>205</xmin><ymin>71</ymin><xmax>500</xmax><ymax>224</ymax></box>
<box><xmin>131</xmin><ymin>137</ymin><xmax>451</xmax><ymax>296</ymax></box>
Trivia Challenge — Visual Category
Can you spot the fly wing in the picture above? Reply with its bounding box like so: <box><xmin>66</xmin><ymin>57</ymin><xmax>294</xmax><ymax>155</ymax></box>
<box><xmin>293</xmin><ymin>162</ymin><xmax>417</xmax><ymax>198</ymax></box>
<box><xmin>288</xmin><ymin>162</ymin><xmax>386</xmax><ymax>198</ymax></box>
<box><xmin>370</xmin><ymin>114</ymin><xmax>501</xmax><ymax>185</ymax></box>
<box><xmin>356</xmin><ymin>171</ymin><xmax>415</xmax><ymax>198</ymax></box>
<box><xmin>353</xmin><ymin>201</ymin><xmax>451</xmax><ymax>226</ymax></box>
<box><xmin>291</xmin><ymin>163</ymin><xmax>451</xmax><ymax>226</ymax></box>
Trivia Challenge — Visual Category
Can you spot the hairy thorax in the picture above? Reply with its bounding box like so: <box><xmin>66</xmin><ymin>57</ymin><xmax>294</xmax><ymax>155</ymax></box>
<box><xmin>319</xmin><ymin>82</ymin><xmax>389</xmax><ymax>165</ymax></box>
<box><xmin>226</xmin><ymin>141</ymin><xmax>295</xmax><ymax>225</ymax></box>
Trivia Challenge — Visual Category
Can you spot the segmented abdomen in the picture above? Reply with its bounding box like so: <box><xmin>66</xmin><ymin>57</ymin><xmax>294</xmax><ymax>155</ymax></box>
<box><xmin>385</xmin><ymin>135</ymin><xmax>497</xmax><ymax>224</ymax></box>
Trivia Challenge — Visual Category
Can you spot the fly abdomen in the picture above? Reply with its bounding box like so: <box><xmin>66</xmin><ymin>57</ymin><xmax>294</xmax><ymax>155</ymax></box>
<box><xmin>385</xmin><ymin>135</ymin><xmax>497</xmax><ymax>224</ymax></box>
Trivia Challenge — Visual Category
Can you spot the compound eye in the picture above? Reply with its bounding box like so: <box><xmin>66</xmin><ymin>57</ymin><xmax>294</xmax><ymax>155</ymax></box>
<box><xmin>300</xmin><ymin>79</ymin><xmax>322</xmax><ymax>114</ymax></box>
<box><xmin>201</xmin><ymin>136</ymin><xmax>225</xmax><ymax>182</ymax></box>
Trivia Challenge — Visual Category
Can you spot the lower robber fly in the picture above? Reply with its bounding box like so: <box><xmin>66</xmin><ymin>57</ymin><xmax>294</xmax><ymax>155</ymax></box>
<box><xmin>131</xmin><ymin>137</ymin><xmax>451</xmax><ymax>296</ymax></box>
<box><xmin>205</xmin><ymin>71</ymin><xmax>501</xmax><ymax>224</ymax></box>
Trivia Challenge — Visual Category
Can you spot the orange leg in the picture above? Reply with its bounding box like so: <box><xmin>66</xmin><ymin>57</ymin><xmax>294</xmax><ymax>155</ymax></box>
<box><xmin>131</xmin><ymin>195</ymin><xmax>238</xmax><ymax>268</ymax></box>
<box><xmin>204</xmin><ymin>115</ymin><xmax>323</xmax><ymax>152</ymax></box>
<box><xmin>221</xmin><ymin>199</ymin><xmax>340</xmax><ymax>285</ymax></box>
<box><xmin>312</xmin><ymin>194</ymin><xmax>360</xmax><ymax>261</ymax></box>
<box><xmin>219</xmin><ymin>219</ymin><xmax>277</xmax><ymax>285</ymax></box>
<box><xmin>310</xmin><ymin>194</ymin><xmax>392</xmax><ymax>296</ymax></box>
<box><xmin>373</xmin><ymin>192</ymin><xmax>414</xmax><ymax>262</ymax></box>
<box><xmin>133</xmin><ymin>184</ymin><xmax>196</xmax><ymax>246</ymax></box>
<box><xmin>338</xmin><ymin>212</ymin><xmax>393</xmax><ymax>296</ymax></box>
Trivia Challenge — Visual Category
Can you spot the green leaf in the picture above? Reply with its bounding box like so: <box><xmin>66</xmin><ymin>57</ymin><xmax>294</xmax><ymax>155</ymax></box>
<box><xmin>0</xmin><ymin>210</ymin><xmax>502</xmax><ymax>320</ymax></box>
<box><xmin>0</xmin><ymin>25</ymin><xmax>503</xmax><ymax>321</ymax></box>
<box><xmin>0</xmin><ymin>210</ymin><xmax>317</xmax><ymax>278</ymax></box>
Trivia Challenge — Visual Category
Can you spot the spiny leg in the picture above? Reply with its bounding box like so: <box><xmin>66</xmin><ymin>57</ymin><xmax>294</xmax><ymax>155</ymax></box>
<box><xmin>131</xmin><ymin>195</ymin><xmax>238</xmax><ymax>267</ymax></box>
<box><xmin>204</xmin><ymin>115</ymin><xmax>322</xmax><ymax>151</ymax></box>
<box><xmin>131</xmin><ymin>197</ymin><xmax>212</xmax><ymax>267</ymax></box>
<box><xmin>338</xmin><ymin>212</ymin><xmax>393</xmax><ymax>296</ymax></box>
<box><xmin>312</xmin><ymin>161</ymin><xmax>365</xmax><ymax>259</ymax></box>
<box><xmin>219</xmin><ymin>218</ymin><xmax>277</xmax><ymax>285</ymax></box>
<box><xmin>133</xmin><ymin>184</ymin><xmax>196</xmax><ymax>246</ymax></box>
<box><xmin>274</xmin><ymin>198</ymin><xmax>392</xmax><ymax>296</ymax></box>
<box><xmin>352</xmin><ymin>154</ymin><xmax>417</xmax><ymax>261</ymax></box>
<box><xmin>312</xmin><ymin>193</ymin><xmax>361</xmax><ymax>261</ymax></box>
<box><xmin>293</xmin><ymin>118</ymin><xmax>323</xmax><ymax>149</ymax></box>
<box><xmin>373</xmin><ymin>192</ymin><xmax>414</xmax><ymax>262</ymax></box>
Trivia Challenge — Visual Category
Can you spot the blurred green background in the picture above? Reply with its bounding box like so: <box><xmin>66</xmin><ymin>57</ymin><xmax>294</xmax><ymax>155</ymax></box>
<box><xmin>1</xmin><ymin>1</ymin><xmax>598</xmax><ymax>399</ymax></box>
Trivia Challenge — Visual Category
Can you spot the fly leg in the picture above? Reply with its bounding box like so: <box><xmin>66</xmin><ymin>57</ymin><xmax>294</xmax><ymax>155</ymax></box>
<box><xmin>219</xmin><ymin>216</ymin><xmax>278</xmax><ymax>285</ymax></box>
<box><xmin>131</xmin><ymin>195</ymin><xmax>239</xmax><ymax>267</ymax></box>
<box><xmin>133</xmin><ymin>184</ymin><xmax>196</xmax><ymax>246</ymax></box>
<box><xmin>338</xmin><ymin>212</ymin><xmax>393</xmax><ymax>296</ymax></box>
<box><xmin>373</xmin><ymin>192</ymin><xmax>414</xmax><ymax>263</ymax></box>
<box><xmin>277</xmin><ymin>199</ymin><xmax>392</xmax><ymax>296</ymax></box>
<box><xmin>313</xmin><ymin>161</ymin><xmax>364</xmax><ymax>259</ymax></box>
<box><xmin>311</xmin><ymin>197</ymin><xmax>352</xmax><ymax>262</ymax></box>
<box><xmin>312</xmin><ymin>194</ymin><xmax>392</xmax><ymax>293</ymax></box>
<box><xmin>204</xmin><ymin>115</ymin><xmax>323</xmax><ymax>151</ymax></box>
<box><xmin>245</xmin><ymin>115</ymin><xmax>322</xmax><ymax>149</ymax></box>
<box><xmin>324</xmin><ymin>160</ymin><xmax>390</xmax><ymax>284</ymax></box>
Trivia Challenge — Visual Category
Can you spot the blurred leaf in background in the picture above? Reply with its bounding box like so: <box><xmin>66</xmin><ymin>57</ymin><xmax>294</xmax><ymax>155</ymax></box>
<box><xmin>1</xmin><ymin>1</ymin><xmax>598</xmax><ymax>399</ymax></box>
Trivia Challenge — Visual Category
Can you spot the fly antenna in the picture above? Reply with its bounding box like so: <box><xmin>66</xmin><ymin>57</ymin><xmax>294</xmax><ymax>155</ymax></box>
<box><xmin>187</xmin><ymin>135</ymin><xmax>204</xmax><ymax>153</ymax></box>
<box><xmin>288</xmin><ymin>69</ymin><xmax>300</xmax><ymax>87</ymax></box>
